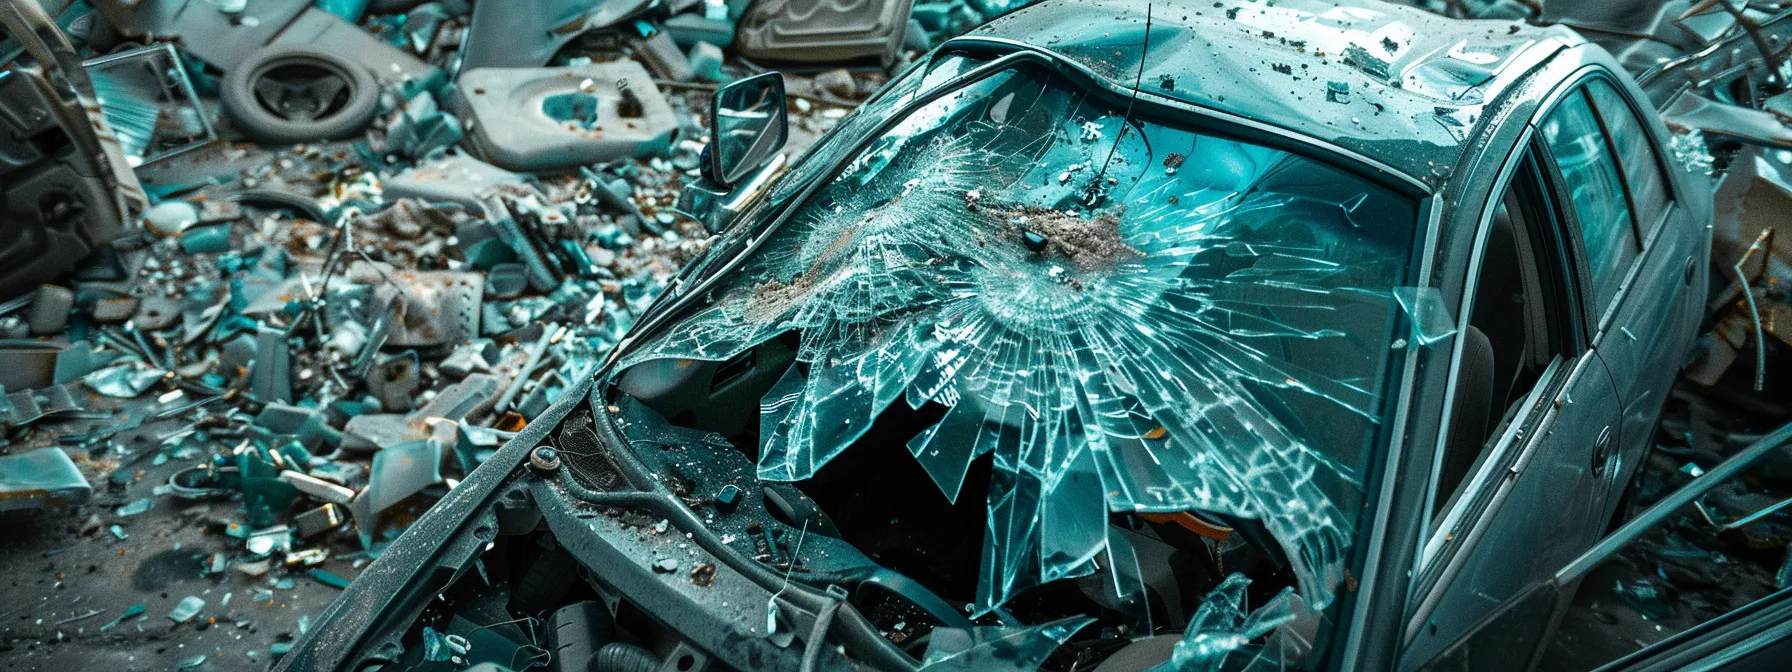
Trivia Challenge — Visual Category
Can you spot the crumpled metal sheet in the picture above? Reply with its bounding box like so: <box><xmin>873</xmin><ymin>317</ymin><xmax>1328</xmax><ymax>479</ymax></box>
<box><xmin>1712</xmin><ymin>150</ymin><xmax>1792</xmax><ymax>284</ymax></box>
<box><xmin>1664</xmin><ymin>91</ymin><xmax>1792</xmax><ymax>148</ymax></box>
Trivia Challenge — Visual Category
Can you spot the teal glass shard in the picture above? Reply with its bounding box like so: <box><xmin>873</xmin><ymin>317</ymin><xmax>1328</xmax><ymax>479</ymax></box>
<box><xmin>237</xmin><ymin>447</ymin><xmax>301</xmax><ymax>528</ymax></box>
<box><xmin>83</xmin><ymin>364</ymin><xmax>164</xmax><ymax>398</ymax></box>
<box><xmin>904</xmin><ymin>399</ymin><xmax>988</xmax><ymax>504</ymax></box>
<box><xmin>167</xmin><ymin>595</ymin><xmax>205</xmax><ymax>623</ymax></box>
<box><xmin>1392</xmin><ymin>286</ymin><xmax>1457</xmax><ymax>347</ymax></box>
<box><xmin>919</xmin><ymin>615</ymin><xmax>1095</xmax><ymax>671</ymax></box>
<box><xmin>1103</xmin><ymin>525</ymin><xmax>1154</xmax><ymax>637</ymax></box>
<box><xmin>1149</xmin><ymin>573</ymin><xmax>1305</xmax><ymax>671</ymax></box>
<box><xmin>421</xmin><ymin>626</ymin><xmax>456</xmax><ymax>662</ymax></box>
<box><xmin>1037</xmin><ymin>420</ymin><xmax>1107</xmax><ymax>584</ymax></box>
<box><xmin>84</xmin><ymin>43</ymin><xmax>217</xmax><ymax>166</ymax></box>
<box><xmin>115</xmin><ymin>498</ymin><xmax>153</xmax><ymax>516</ymax></box>
<box><xmin>100</xmin><ymin>602</ymin><xmax>147</xmax><ymax>632</ymax></box>
<box><xmin>351</xmin><ymin>440</ymin><xmax>445</xmax><ymax>547</ymax></box>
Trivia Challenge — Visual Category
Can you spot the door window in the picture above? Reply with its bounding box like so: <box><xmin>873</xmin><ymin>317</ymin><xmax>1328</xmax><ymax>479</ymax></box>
<box><xmin>1434</xmin><ymin>152</ymin><xmax>1573</xmax><ymax>515</ymax></box>
<box><xmin>1540</xmin><ymin>86</ymin><xmax>1639</xmax><ymax>321</ymax></box>
<box><xmin>1584</xmin><ymin>79</ymin><xmax>1674</xmax><ymax>239</ymax></box>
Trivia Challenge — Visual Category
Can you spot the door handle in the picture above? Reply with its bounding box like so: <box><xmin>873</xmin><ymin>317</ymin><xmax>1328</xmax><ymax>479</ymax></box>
<box><xmin>1591</xmin><ymin>425</ymin><xmax>1613</xmax><ymax>477</ymax></box>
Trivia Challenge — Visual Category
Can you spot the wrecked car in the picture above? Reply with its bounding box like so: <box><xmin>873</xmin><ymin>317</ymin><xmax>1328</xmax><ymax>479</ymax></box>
<box><xmin>275</xmin><ymin>0</ymin><xmax>1774</xmax><ymax>670</ymax></box>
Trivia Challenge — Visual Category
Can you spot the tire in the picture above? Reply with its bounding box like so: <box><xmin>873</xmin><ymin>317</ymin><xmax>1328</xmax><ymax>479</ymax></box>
<box><xmin>221</xmin><ymin>44</ymin><xmax>379</xmax><ymax>145</ymax></box>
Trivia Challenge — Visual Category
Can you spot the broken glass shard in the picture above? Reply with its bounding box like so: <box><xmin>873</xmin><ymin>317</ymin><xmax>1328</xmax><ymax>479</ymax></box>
<box><xmin>83</xmin><ymin>364</ymin><xmax>165</xmax><ymax>398</ymax></box>
<box><xmin>83</xmin><ymin>43</ymin><xmax>217</xmax><ymax>166</ymax></box>
<box><xmin>618</xmin><ymin>61</ymin><xmax>1418</xmax><ymax>617</ymax></box>
<box><xmin>100</xmin><ymin>602</ymin><xmax>147</xmax><ymax>632</ymax></box>
<box><xmin>919</xmin><ymin>615</ymin><xmax>1095</xmax><ymax>671</ymax></box>
<box><xmin>1392</xmin><ymin>286</ymin><xmax>1456</xmax><ymax>347</ymax></box>
<box><xmin>350</xmin><ymin>439</ymin><xmax>444</xmax><ymax>547</ymax></box>
<box><xmin>1613</xmin><ymin>579</ymin><xmax>1676</xmax><ymax>620</ymax></box>
<box><xmin>1102</xmin><ymin>525</ymin><xmax>1153</xmax><ymax>636</ymax></box>
<box><xmin>1151</xmin><ymin>573</ymin><xmax>1302</xmax><ymax>671</ymax></box>
<box><xmin>168</xmin><ymin>595</ymin><xmax>206</xmax><ymax>623</ymax></box>
<box><xmin>115</xmin><ymin>498</ymin><xmax>153</xmax><ymax>516</ymax></box>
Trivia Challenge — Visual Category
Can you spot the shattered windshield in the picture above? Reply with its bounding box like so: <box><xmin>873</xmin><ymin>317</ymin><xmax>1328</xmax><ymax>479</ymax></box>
<box><xmin>616</xmin><ymin>61</ymin><xmax>1420</xmax><ymax>658</ymax></box>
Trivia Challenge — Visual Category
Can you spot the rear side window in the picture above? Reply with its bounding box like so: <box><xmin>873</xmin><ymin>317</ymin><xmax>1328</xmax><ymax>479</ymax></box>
<box><xmin>1585</xmin><ymin>80</ymin><xmax>1673</xmax><ymax>237</ymax></box>
<box><xmin>1541</xmin><ymin>87</ymin><xmax>1638</xmax><ymax>318</ymax></box>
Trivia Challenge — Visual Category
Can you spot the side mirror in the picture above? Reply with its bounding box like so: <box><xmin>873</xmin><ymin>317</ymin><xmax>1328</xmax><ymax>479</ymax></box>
<box><xmin>704</xmin><ymin>72</ymin><xmax>788</xmax><ymax>188</ymax></box>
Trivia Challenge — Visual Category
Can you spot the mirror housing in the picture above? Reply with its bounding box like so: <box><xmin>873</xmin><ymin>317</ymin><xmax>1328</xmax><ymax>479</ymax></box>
<box><xmin>702</xmin><ymin>72</ymin><xmax>788</xmax><ymax>188</ymax></box>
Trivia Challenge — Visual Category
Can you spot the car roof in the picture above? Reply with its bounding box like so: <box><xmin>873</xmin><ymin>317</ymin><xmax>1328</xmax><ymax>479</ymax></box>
<box><xmin>959</xmin><ymin>0</ymin><xmax>1584</xmax><ymax>185</ymax></box>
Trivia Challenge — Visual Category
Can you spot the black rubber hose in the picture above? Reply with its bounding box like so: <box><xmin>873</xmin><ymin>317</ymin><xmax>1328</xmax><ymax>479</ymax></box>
<box><xmin>549</xmin><ymin>602</ymin><xmax>615</xmax><ymax>672</ymax></box>
<box><xmin>592</xmin><ymin>642</ymin><xmax>660</xmax><ymax>672</ymax></box>
<box><xmin>800</xmin><ymin>597</ymin><xmax>843</xmax><ymax>672</ymax></box>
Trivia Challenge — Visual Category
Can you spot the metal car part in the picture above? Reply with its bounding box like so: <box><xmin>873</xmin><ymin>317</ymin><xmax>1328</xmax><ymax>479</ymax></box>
<box><xmin>458</xmin><ymin>61</ymin><xmax>680</xmax><ymax>173</ymax></box>
<box><xmin>735</xmin><ymin>0</ymin><xmax>917</xmax><ymax>66</ymax></box>
<box><xmin>274</xmin><ymin>2</ymin><xmax>1734</xmax><ymax>671</ymax></box>
<box><xmin>0</xmin><ymin>0</ymin><xmax>147</xmax><ymax>300</ymax></box>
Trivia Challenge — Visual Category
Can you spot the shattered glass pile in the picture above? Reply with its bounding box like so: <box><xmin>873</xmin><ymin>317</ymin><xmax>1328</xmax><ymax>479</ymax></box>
<box><xmin>622</xmin><ymin>62</ymin><xmax>1421</xmax><ymax>620</ymax></box>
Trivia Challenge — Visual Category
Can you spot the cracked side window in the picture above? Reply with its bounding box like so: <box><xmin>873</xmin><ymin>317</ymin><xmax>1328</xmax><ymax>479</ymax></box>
<box><xmin>616</xmin><ymin>63</ymin><xmax>1420</xmax><ymax>647</ymax></box>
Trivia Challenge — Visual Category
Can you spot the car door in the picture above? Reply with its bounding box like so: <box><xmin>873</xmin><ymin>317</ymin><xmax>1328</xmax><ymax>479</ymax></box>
<box><xmin>1560</xmin><ymin>76</ymin><xmax>1708</xmax><ymax>531</ymax></box>
<box><xmin>1398</xmin><ymin>102</ymin><xmax>1625</xmax><ymax>669</ymax></box>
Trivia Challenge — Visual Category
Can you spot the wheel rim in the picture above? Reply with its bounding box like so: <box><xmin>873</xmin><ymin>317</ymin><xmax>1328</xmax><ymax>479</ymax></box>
<box><xmin>251</xmin><ymin>60</ymin><xmax>354</xmax><ymax>123</ymax></box>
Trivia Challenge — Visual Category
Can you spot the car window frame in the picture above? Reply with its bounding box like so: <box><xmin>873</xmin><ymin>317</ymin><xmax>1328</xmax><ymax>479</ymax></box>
<box><xmin>1409</xmin><ymin>138</ymin><xmax>1586</xmax><ymax>603</ymax></box>
<box><xmin>612</xmin><ymin>42</ymin><xmax>1446</xmax><ymax>672</ymax></box>
<box><xmin>1533</xmin><ymin>69</ymin><xmax>1677</xmax><ymax>342</ymax></box>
